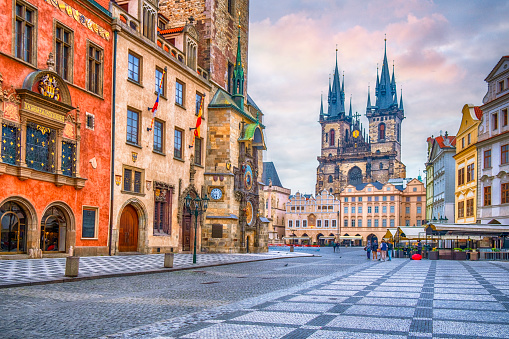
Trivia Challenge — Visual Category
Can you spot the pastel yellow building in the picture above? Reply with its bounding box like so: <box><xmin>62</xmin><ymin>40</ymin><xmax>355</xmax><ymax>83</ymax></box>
<box><xmin>454</xmin><ymin>104</ymin><xmax>483</xmax><ymax>224</ymax></box>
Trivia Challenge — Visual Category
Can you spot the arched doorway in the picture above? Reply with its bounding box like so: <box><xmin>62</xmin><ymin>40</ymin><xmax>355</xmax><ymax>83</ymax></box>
<box><xmin>355</xmin><ymin>234</ymin><xmax>362</xmax><ymax>247</ymax></box>
<box><xmin>119</xmin><ymin>204</ymin><xmax>138</xmax><ymax>252</ymax></box>
<box><xmin>41</xmin><ymin>206</ymin><xmax>68</xmax><ymax>252</ymax></box>
<box><xmin>317</xmin><ymin>233</ymin><xmax>324</xmax><ymax>246</ymax></box>
<box><xmin>367</xmin><ymin>233</ymin><xmax>378</xmax><ymax>245</ymax></box>
<box><xmin>0</xmin><ymin>202</ymin><xmax>27</xmax><ymax>253</ymax></box>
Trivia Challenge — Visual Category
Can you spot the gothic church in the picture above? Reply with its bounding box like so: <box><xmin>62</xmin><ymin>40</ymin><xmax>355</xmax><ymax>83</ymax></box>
<box><xmin>316</xmin><ymin>41</ymin><xmax>406</xmax><ymax>195</ymax></box>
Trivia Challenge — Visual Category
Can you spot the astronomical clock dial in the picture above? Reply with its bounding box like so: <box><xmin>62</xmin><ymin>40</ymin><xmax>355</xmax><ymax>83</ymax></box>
<box><xmin>246</xmin><ymin>201</ymin><xmax>254</xmax><ymax>225</ymax></box>
<box><xmin>352</xmin><ymin>129</ymin><xmax>360</xmax><ymax>139</ymax></box>
<box><xmin>210</xmin><ymin>188</ymin><xmax>223</xmax><ymax>200</ymax></box>
<box><xmin>244</xmin><ymin>164</ymin><xmax>253</xmax><ymax>191</ymax></box>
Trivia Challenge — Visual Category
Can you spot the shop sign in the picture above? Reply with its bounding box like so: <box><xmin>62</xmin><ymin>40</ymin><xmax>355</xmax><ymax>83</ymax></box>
<box><xmin>44</xmin><ymin>0</ymin><xmax>110</xmax><ymax>41</ymax></box>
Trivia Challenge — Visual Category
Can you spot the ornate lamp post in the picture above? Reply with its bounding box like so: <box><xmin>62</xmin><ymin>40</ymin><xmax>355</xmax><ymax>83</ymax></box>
<box><xmin>184</xmin><ymin>192</ymin><xmax>209</xmax><ymax>264</ymax></box>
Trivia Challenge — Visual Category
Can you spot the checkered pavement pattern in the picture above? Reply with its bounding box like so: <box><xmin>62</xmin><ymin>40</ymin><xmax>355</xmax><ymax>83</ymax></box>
<box><xmin>108</xmin><ymin>260</ymin><xmax>509</xmax><ymax>339</ymax></box>
<box><xmin>0</xmin><ymin>251</ymin><xmax>310</xmax><ymax>287</ymax></box>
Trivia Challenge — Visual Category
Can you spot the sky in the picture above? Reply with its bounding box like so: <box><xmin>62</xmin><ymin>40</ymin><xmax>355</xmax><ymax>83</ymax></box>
<box><xmin>246</xmin><ymin>0</ymin><xmax>509</xmax><ymax>195</ymax></box>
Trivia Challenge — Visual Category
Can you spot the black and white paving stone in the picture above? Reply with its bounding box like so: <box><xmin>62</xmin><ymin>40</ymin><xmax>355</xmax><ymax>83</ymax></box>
<box><xmin>2</xmin><ymin>248</ymin><xmax>509</xmax><ymax>338</ymax></box>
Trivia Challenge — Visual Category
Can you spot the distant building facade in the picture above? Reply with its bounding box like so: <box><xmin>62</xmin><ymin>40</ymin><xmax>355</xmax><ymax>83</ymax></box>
<box><xmin>316</xmin><ymin>42</ymin><xmax>406</xmax><ymax>196</ymax></box>
<box><xmin>262</xmin><ymin>162</ymin><xmax>290</xmax><ymax>243</ymax></box>
<box><xmin>454</xmin><ymin>104</ymin><xmax>482</xmax><ymax>224</ymax></box>
<box><xmin>425</xmin><ymin>133</ymin><xmax>456</xmax><ymax>223</ymax></box>
<box><xmin>285</xmin><ymin>191</ymin><xmax>340</xmax><ymax>245</ymax></box>
<box><xmin>478</xmin><ymin>56</ymin><xmax>509</xmax><ymax>224</ymax></box>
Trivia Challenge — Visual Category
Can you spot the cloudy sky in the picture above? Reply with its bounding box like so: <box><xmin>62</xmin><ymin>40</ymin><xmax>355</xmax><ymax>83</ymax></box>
<box><xmin>246</xmin><ymin>0</ymin><xmax>509</xmax><ymax>195</ymax></box>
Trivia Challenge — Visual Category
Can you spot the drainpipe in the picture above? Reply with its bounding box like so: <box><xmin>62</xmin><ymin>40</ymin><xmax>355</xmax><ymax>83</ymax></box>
<box><xmin>108</xmin><ymin>26</ymin><xmax>119</xmax><ymax>256</ymax></box>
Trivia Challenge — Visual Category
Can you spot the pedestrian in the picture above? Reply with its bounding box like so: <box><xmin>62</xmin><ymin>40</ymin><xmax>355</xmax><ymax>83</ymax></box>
<box><xmin>366</xmin><ymin>240</ymin><xmax>371</xmax><ymax>259</ymax></box>
<box><xmin>371</xmin><ymin>240</ymin><xmax>378</xmax><ymax>260</ymax></box>
<box><xmin>332</xmin><ymin>240</ymin><xmax>336</xmax><ymax>252</ymax></box>
<box><xmin>417</xmin><ymin>241</ymin><xmax>422</xmax><ymax>256</ymax></box>
<box><xmin>387</xmin><ymin>241</ymin><xmax>393</xmax><ymax>261</ymax></box>
<box><xmin>380</xmin><ymin>239</ymin><xmax>387</xmax><ymax>261</ymax></box>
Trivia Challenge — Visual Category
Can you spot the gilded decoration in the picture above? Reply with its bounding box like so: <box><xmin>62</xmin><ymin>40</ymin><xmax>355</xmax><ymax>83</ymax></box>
<box><xmin>115</xmin><ymin>174</ymin><xmax>122</xmax><ymax>186</ymax></box>
<box><xmin>132</xmin><ymin>152</ymin><xmax>138</xmax><ymax>162</ymax></box>
<box><xmin>38</xmin><ymin>74</ymin><xmax>61</xmax><ymax>101</ymax></box>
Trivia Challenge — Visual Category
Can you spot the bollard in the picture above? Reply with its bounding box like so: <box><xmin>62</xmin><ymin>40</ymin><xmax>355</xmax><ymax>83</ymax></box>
<box><xmin>164</xmin><ymin>253</ymin><xmax>174</xmax><ymax>268</ymax></box>
<box><xmin>65</xmin><ymin>256</ymin><xmax>80</xmax><ymax>277</ymax></box>
<box><xmin>290</xmin><ymin>246</ymin><xmax>294</xmax><ymax>252</ymax></box>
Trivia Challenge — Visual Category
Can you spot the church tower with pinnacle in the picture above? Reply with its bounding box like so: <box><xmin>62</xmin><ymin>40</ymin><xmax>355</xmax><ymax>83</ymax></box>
<box><xmin>316</xmin><ymin>41</ymin><xmax>406</xmax><ymax>196</ymax></box>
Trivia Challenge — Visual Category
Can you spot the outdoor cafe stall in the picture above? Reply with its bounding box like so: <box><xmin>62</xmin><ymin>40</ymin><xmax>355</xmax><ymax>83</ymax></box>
<box><xmin>336</xmin><ymin>235</ymin><xmax>363</xmax><ymax>247</ymax></box>
<box><xmin>427</xmin><ymin>223</ymin><xmax>509</xmax><ymax>260</ymax></box>
<box><xmin>283</xmin><ymin>235</ymin><xmax>311</xmax><ymax>246</ymax></box>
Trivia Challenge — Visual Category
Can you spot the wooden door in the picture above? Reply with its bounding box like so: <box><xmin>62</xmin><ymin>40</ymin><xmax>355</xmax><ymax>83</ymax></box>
<box><xmin>119</xmin><ymin>205</ymin><xmax>138</xmax><ymax>252</ymax></box>
<box><xmin>183</xmin><ymin>215</ymin><xmax>191</xmax><ymax>251</ymax></box>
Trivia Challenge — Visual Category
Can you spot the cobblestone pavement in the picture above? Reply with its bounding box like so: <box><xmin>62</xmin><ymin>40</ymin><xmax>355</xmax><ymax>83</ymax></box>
<box><xmin>2</xmin><ymin>248</ymin><xmax>509</xmax><ymax>338</ymax></box>
<box><xmin>0</xmin><ymin>251</ymin><xmax>313</xmax><ymax>287</ymax></box>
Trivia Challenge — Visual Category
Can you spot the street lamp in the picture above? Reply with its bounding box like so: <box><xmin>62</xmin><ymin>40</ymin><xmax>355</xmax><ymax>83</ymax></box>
<box><xmin>184</xmin><ymin>192</ymin><xmax>209</xmax><ymax>264</ymax></box>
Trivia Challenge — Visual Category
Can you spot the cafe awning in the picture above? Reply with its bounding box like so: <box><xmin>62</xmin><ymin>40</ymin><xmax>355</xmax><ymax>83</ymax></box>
<box><xmin>383</xmin><ymin>229</ymin><xmax>397</xmax><ymax>240</ymax></box>
<box><xmin>319</xmin><ymin>236</ymin><xmax>336</xmax><ymax>239</ymax></box>
<box><xmin>338</xmin><ymin>235</ymin><xmax>362</xmax><ymax>240</ymax></box>
<box><xmin>396</xmin><ymin>227</ymin><xmax>427</xmax><ymax>240</ymax></box>
<box><xmin>427</xmin><ymin>223</ymin><xmax>509</xmax><ymax>236</ymax></box>
<box><xmin>283</xmin><ymin>236</ymin><xmax>310</xmax><ymax>240</ymax></box>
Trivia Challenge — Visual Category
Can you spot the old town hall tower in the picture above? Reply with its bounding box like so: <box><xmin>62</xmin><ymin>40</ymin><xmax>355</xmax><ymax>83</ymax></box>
<box><xmin>316</xmin><ymin>41</ymin><xmax>406</xmax><ymax>195</ymax></box>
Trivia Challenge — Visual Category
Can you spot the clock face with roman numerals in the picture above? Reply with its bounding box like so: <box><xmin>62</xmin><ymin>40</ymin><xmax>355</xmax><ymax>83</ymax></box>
<box><xmin>210</xmin><ymin>188</ymin><xmax>222</xmax><ymax>200</ymax></box>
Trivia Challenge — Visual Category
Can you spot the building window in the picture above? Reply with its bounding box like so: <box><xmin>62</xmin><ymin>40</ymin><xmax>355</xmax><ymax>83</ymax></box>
<box><xmin>86</xmin><ymin>113</ymin><xmax>95</xmax><ymax>130</ymax></box>
<box><xmin>458</xmin><ymin>201</ymin><xmax>464</xmax><ymax>218</ymax></box>
<box><xmin>374</xmin><ymin>219</ymin><xmax>379</xmax><ymax>227</ymax></box>
<box><xmin>367</xmin><ymin>206</ymin><xmax>372</xmax><ymax>213</ymax></box>
<box><xmin>153</xmin><ymin>120</ymin><xmax>164</xmax><ymax>153</ymax></box>
<box><xmin>405</xmin><ymin>219</ymin><xmax>410</xmax><ymax>226</ymax></box>
<box><xmin>484</xmin><ymin>186</ymin><xmax>491</xmax><ymax>206</ymax></box>
<box><xmin>154</xmin><ymin>182</ymin><xmax>172</xmax><ymax>235</ymax></box>
<box><xmin>382</xmin><ymin>219</ymin><xmax>387</xmax><ymax>227</ymax></box>
<box><xmin>358</xmin><ymin>206</ymin><xmax>362</xmax><ymax>213</ymax></box>
<box><xmin>61</xmin><ymin>141</ymin><xmax>76</xmax><ymax>177</ymax></box>
<box><xmin>155</xmin><ymin>68</ymin><xmax>166</xmax><ymax>96</ymax></box>
<box><xmin>344</xmin><ymin>219</ymin><xmax>348</xmax><ymax>227</ymax></box>
<box><xmin>1</xmin><ymin>123</ymin><xmax>20</xmax><ymax>165</ymax></box>
<box><xmin>417</xmin><ymin>196</ymin><xmax>422</xmax><ymax>202</ymax></box>
<box><xmin>390</xmin><ymin>195</ymin><xmax>395</xmax><ymax>201</ymax></box>
<box><xmin>142</xmin><ymin>3</ymin><xmax>156</xmax><ymax>41</ymax></box>
<box><xmin>374</xmin><ymin>206</ymin><xmax>379</xmax><ymax>213</ymax></box>
<box><xmin>55</xmin><ymin>24</ymin><xmax>72</xmax><ymax>81</ymax></box>
<box><xmin>126</xmin><ymin>109</ymin><xmax>140</xmax><ymax>145</ymax></box>
<box><xmin>26</xmin><ymin>123</ymin><xmax>56</xmax><ymax>173</ymax></box>
<box><xmin>502</xmin><ymin>144</ymin><xmax>509</xmax><ymax>164</ymax></box>
<box><xmin>174</xmin><ymin>128</ymin><xmax>183</xmax><ymax>159</ymax></box>
<box><xmin>499</xmin><ymin>80</ymin><xmax>505</xmax><ymax>93</ymax></box>
<box><xmin>502</xmin><ymin>183</ymin><xmax>509</xmax><ymax>204</ymax></box>
<box><xmin>288</xmin><ymin>220</ymin><xmax>292</xmax><ymax>228</ymax></box>
<box><xmin>15</xmin><ymin>2</ymin><xmax>36</xmax><ymax>64</ymax></box>
<box><xmin>332</xmin><ymin>220</ymin><xmax>336</xmax><ymax>228</ymax></box>
<box><xmin>194</xmin><ymin>137</ymin><xmax>202</xmax><ymax>165</ymax></box>
<box><xmin>503</xmin><ymin>109</ymin><xmax>508</xmax><ymax>126</ymax></box>
<box><xmin>317</xmin><ymin>220</ymin><xmax>321</xmax><ymax>227</ymax></box>
<box><xmin>344</xmin><ymin>206</ymin><xmax>348</xmax><ymax>214</ymax></box>
<box><xmin>390</xmin><ymin>205</ymin><xmax>395</xmax><ymax>213</ymax></box>
<box><xmin>375</xmin><ymin>196</ymin><xmax>379</xmax><ymax>201</ymax></box>
<box><xmin>328</xmin><ymin>175</ymin><xmax>333</xmax><ymax>183</ymax></box>
<box><xmin>406</xmin><ymin>197</ymin><xmax>410</xmax><ymax>202</ymax></box>
<box><xmin>484</xmin><ymin>149</ymin><xmax>492</xmax><ymax>168</ymax></box>
<box><xmin>123</xmin><ymin>167</ymin><xmax>143</xmax><ymax>194</ymax></box>
<box><xmin>406</xmin><ymin>206</ymin><xmax>410</xmax><ymax>214</ymax></box>
<box><xmin>196</xmin><ymin>93</ymin><xmax>204</xmax><ymax>116</ymax></box>
<box><xmin>390</xmin><ymin>219</ymin><xmax>395</xmax><ymax>227</ymax></box>
<box><xmin>493</xmin><ymin>113</ymin><xmax>498</xmax><ymax>130</ymax></box>
<box><xmin>367</xmin><ymin>219</ymin><xmax>372</xmax><ymax>227</ymax></box>
<box><xmin>458</xmin><ymin>167</ymin><xmax>465</xmax><ymax>186</ymax></box>
<box><xmin>324</xmin><ymin>220</ymin><xmax>329</xmax><ymax>228</ymax></box>
<box><xmin>227</xmin><ymin>0</ymin><xmax>235</xmax><ymax>14</ymax></box>
<box><xmin>128</xmin><ymin>52</ymin><xmax>141</xmax><ymax>83</ymax></box>
<box><xmin>351</xmin><ymin>219</ymin><xmax>355</xmax><ymax>227</ymax></box>
<box><xmin>175</xmin><ymin>80</ymin><xmax>184</xmax><ymax>106</ymax></box>
<box><xmin>417</xmin><ymin>206</ymin><xmax>422</xmax><ymax>214</ymax></box>
<box><xmin>351</xmin><ymin>206</ymin><xmax>355</xmax><ymax>213</ymax></box>
<box><xmin>462</xmin><ymin>137</ymin><xmax>465</xmax><ymax>148</ymax></box>
<box><xmin>383</xmin><ymin>196</ymin><xmax>387</xmax><ymax>201</ymax></box>
<box><xmin>87</xmin><ymin>43</ymin><xmax>103</xmax><ymax>95</ymax></box>
<box><xmin>357</xmin><ymin>219</ymin><xmax>362</xmax><ymax>227</ymax></box>
<box><xmin>467</xmin><ymin>133</ymin><xmax>471</xmax><ymax>145</ymax></box>
<box><xmin>344</xmin><ymin>197</ymin><xmax>348</xmax><ymax>202</ymax></box>
<box><xmin>466</xmin><ymin>199</ymin><xmax>474</xmax><ymax>217</ymax></box>
<box><xmin>417</xmin><ymin>220</ymin><xmax>422</xmax><ymax>226</ymax></box>
<box><xmin>382</xmin><ymin>206</ymin><xmax>387</xmax><ymax>214</ymax></box>
<box><xmin>329</xmin><ymin>129</ymin><xmax>335</xmax><ymax>146</ymax></box>
<box><xmin>351</xmin><ymin>197</ymin><xmax>355</xmax><ymax>202</ymax></box>
<box><xmin>82</xmin><ymin>207</ymin><xmax>98</xmax><ymax>238</ymax></box>
<box><xmin>466</xmin><ymin>163</ymin><xmax>475</xmax><ymax>182</ymax></box>
<box><xmin>378</xmin><ymin>123</ymin><xmax>385</xmax><ymax>140</ymax></box>
<box><xmin>368</xmin><ymin>196</ymin><xmax>372</xmax><ymax>201</ymax></box>
<box><xmin>303</xmin><ymin>220</ymin><xmax>307</xmax><ymax>227</ymax></box>
<box><xmin>295</xmin><ymin>220</ymin><xmax>300</xmax><ymax>228</ymax></box>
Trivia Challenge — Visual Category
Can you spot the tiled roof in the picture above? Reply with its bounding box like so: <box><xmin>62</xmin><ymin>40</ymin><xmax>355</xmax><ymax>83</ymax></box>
<box><xmin>158</xmin><ymin>26</ymin><xmax>184</xmax><ymax>35</ymax></box>
<box><xmin>474</xmin><ymin>106</ymin><xmax>483</xmax><ymax>120</ymax></box>
<box><xmin>262</xmin><ymin>162</ymin><xmax>283</xmax><ymax>187</ymax></box>
<box><xmin>435</xmin><ymin>135</ymin><xmax>456</xmax><ymax>148</ymax></box>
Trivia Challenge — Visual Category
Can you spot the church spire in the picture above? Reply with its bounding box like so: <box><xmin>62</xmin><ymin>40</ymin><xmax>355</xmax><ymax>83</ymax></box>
<box><xmin>328</xmin><ymin>47</ymin><xmax>346</xmax><ymax>118</ymax></box>
<box><xmin>399</xmin><ymin>88</ymin><xmax>404</xmax><ymax>111</ymax></box>
<box><xmin>349</xmin><ymin>95</ymin><xmax>352</xmax><ymax>117</ymax></box>
<box><xmin>376</xmin><ymin>35</ymin><xmax>395</xmax><ymax>110</ymax></box>
<box><xmin>391</xmin><ymin>62</ymin><xmax>398</xmax><ymax>106</ymax></box>
<box><xmin>366</xmin><ymin>85</ymin><xmax>371</xmax><ymax>112</ymax></box>
<box><xmin>320</xmin><ymin>93</ymin><xmax>324</xmax><ymax>119</ymax></box>
<box><xmin>232</xmin><ymin>14</ymin><xmax>244</xmax><ymax>110</ymax></box>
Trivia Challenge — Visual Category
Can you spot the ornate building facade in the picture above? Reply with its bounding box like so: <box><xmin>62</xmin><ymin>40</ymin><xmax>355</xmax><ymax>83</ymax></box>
<box><xmin>316</xmin><ymin>42</ymin><xmax>406</xmax><ymax>196</ymax></box>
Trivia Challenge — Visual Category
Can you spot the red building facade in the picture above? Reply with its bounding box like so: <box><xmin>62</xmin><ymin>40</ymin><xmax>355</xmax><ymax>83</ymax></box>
<box><xmin>0</xmin><ymin>0</ymin><xmax>113</xmax><ymax>257</ymax></box>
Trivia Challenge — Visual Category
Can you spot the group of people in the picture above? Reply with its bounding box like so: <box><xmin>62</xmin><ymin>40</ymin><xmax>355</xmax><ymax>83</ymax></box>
<box><xmin>365</xmin><ymin>239</ymin><xmax>392</xmax><ymax>261</ymax></box>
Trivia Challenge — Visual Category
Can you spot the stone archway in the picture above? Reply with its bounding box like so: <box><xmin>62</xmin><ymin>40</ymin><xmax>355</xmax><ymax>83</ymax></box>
<box><xmin>41</xmin><ymin>202</ymin><xmax>75</xmax><ymax>253</ymax></box>
<box><xmin>0</xmin><ymin>196</ymin><xmax>37</xmax><ymax>254</ymax></box>
<box><xmin>114</xmin><ymin>198</ymin><xmax>148</xmax><ymax>254</ymax></box>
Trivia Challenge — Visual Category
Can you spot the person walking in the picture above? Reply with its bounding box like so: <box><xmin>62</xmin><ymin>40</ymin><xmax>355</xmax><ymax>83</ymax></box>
<box><xmin>417</xmin><ymin>241</ymin><xmax>423</xmax><ymax>256</ymax></box>
<box><xmin>387</xmin><ymin>241</ymin><xmax>393</xmax><ymax>261</ymax></box>
<box><xmin>371</xmin><ymin>240</ymin><xmax>378</xmax><ymax>261</ymax></box>
<box><xmin>380</xmin><ymin>239</ymin><xmax>388</xmax><ymax>261</ymax></box>
<box><xmin>366</xmin><ymin>240</ymin><xmax>371</xmax><ymax>260</ymax></box>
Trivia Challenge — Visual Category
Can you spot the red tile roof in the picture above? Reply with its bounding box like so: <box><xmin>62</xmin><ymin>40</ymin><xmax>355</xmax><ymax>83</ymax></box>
<box><xmin>474</xmin><ymin>106</ymin><xmax>483</xmax><ymax>120</ymax></box>
<box><xmin>435</xmin><ymin>135</ymin><xmax>456</xmax><ymax>148</ymax></box>
<box><xmin>158</xmin><ymin>26</ymin><xmax>184</xmax><ymax>35</ymax></box>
